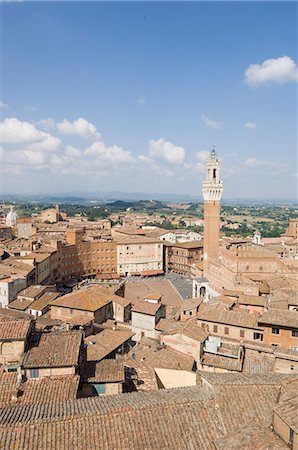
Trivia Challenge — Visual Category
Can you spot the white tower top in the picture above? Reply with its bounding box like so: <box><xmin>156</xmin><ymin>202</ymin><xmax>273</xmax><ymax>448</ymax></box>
<box><xmin>202</xmin><ymin>147</ymin><xmax>223</xmax><ymax>202</ymax></box>
<box><xmin>6</xmin><ymin>205</ymin><xmax>18</xmax><ymax>227</ymax></box>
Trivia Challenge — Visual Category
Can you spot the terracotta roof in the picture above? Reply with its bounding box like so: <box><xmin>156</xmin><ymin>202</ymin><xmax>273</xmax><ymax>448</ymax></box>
<box><xmin>258</xmin><ymin>309</ymin><xmax>298</xmax><ymax>329</ymax></box>
<box><xmin>18</xmin><ymin>376</ymin><xmax>79</xmax><ymax>405</ymax></box>
<box><xmin>202</xmin><ymin>352</ymin><xmax>243</xmax><ymax>372</ymax></box>
<box><xmin>274</xmin><ymin>396</ymin><xmax>298</xmax><ymax>433</ymax></box>
<box><xmin>0</xmin><ymin>309</ymin><xmax>31</xmax><ymax>322</ymax></box>
<box><xmin>213</xmin><ymin>424</ymin><xmax>288</xmax><ymax>450</ymax></box>
<box><xmin>51</xmin><ymin>285</ymin><xmax>113</xmax><ymax>312</ymax></box>
<box><xmin>8</xmin><ymin>298</ymin><xmax>34</xmax><ymax>311</ymax></box>
<box><xmin>86</xmin><ymin>359</ymin><xmax>125</xmax><ymax>383</ymax></box>
<box><xmin>180</xmin><ymin>298</ymin><xmax>202</xmax><ymax>311</ymax></box>
<box><xmin>85</xmin><ymin>329</ymin><xmax>134</xmax><ymax>361</ymax></box>
<box><xmin>116</xmin><ymin>235</ymin><xmax>161</xmax><ymax>244</ymax></box>
<box><xmin>155</xmin><ymin>319</ymin><xmax>208</xmax><ymax>342</ymax></box>
<box><xmin>112</xmin><ymin>296</ymin><xmax>131</xmax><ymax>308</ymax></box>
<box><xmin>155</xmin><ymin>318</ymin><xmax>187</xmax><ymax>334</ymax></box>
<box><xmin>0</xmin><ymin>372</ymin><xmax>18</xmax><ymax>408</ymax></box>
<box><xmin>17</xmin><ymin>285</ymin><xmax>49</xmax><ymax>300</ymax></box>
<box><xmin>29</xmin><ymin>292</ymin><xmax>61</xmax><ymax>312</ymax></box>
<box><xmin>132</xmin><ymin>300</ymin><xmax>162</xmax><ymax>316</ymax></box>
<box><xmin>180</xmin><ymin>321</ymin><xmax>208</xmax><ymax>342</ymax></box>
<box><xmin>125</xmin><ymin>280</ymin><xmax>183</xmax><ymax>309</ymax></box>
<box><xmin>22</xmin><ymin>331</ymin><xmax>82</xmax><ymax>368</ymax></box>
<box><xmin>198</xmin><ymin>303</ymin><xmax>261</xmax><ymax>329</ymax></box>
<box><xmin>199</xmin><ymin>372</ymin><xmax>295</xmax><ymax>386</ymax></box>
<box><xmin>213</xmin><ymin>384</ymin><xmax>281</xmax><ymax>433</ymax></box>
<box><xmin>126</xmin><ymin>337</ymin><xmax>195</xmax><ymax>371</ymax></box>
<box><xmin>169</xmin><ymin>240</ymin><xmax>204</xmax><ymax>249</ymax></box>
<box><xmin>0</xmin><ymin>381</ymin><xmax>286</xmax><ymax>449</ymax></box>
<box><xmin>141</xmin><ymin>269</ymin><xmax>164</xmax><ymax>276</ymax></box>
<box><xmin>237</xmin><ymin>295</ymin><xmax>268</xmax><ymax>307</ymax></box>
<box><xmin>0</xmin><ymin>320</ymin><xmax>31</xmax><ymax>340</ymax></box>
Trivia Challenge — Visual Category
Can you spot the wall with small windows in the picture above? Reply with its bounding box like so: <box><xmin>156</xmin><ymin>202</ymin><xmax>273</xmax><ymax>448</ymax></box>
<box><xmin>117</xmin><ymin>241</ymin><xmax>163</xmax><ymax>276</ymax></box>
<box><xmin>261</xmin><ymin>325</ymin><xmax>298</xmax><ymax>349</ymax></box>
<box><xmin>196</xmin><ymin>319</ymin><xmax>263</xmax><ymax>343</ymax></box>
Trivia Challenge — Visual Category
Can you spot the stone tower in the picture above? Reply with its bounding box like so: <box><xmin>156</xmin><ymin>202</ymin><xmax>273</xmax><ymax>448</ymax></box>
<box><xmin>202</xmin><ymin>148</ymin><xmax>223</xmax><ymax>270</ymax></box>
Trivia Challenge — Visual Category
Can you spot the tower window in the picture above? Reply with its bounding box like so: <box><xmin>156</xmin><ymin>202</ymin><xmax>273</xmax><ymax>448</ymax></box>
<box><xmin>213</xmin><ymin>169</ymin><xmax>216</xmax><ymax>179</ymax></box>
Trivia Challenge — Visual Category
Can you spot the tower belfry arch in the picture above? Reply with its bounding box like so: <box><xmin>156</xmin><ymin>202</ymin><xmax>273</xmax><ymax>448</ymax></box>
<box><xmin>202</xmin><ymin>147</ymin><xmax>223</xmax><ymax>273</ymax></box>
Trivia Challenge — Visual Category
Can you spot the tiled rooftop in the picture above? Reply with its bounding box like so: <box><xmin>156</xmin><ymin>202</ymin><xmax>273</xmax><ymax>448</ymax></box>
<box><xmin>18</xmin><ymin>376</ymin><xmax>79</xmax><ymax>405</ymax></box>
<box><xmin>202</xmin><ymin>353</ymin><xmax>243</xmax><ymax>372</ymax></box>
<box><xmin>86</xmin><ymin>359</ymin><xmax>125</xmax><ymax>383</ymax></box>
<box><xmin>22</xmin><ymin>331</ymin><xmax>82</xmax><ymax>368</ymax></box>
<box><xmin>126</xmin><ymin>337</ymin><xmax>195</xmax><ymax>371</ymax></box>
<box><xmin>258</xmin><ymin>309</ymin><xmax>298</xmax><ymax>328</ymax></box>
<box><xmin>125</xmin><ymin>279</ymin><xmax>183</xmax><ymax>309</ymax></box>
<box><xmin>51</xmin><ymin>285</ymin><xmax>113</xmax><ymax>312</ymax></box>
<box><xmin>274</xmin><ymin>396</ymin><xmax>298</xmax><ymax>433</ymax></box>
<box><xmin>213</xmin><ymin>424</ymin><xmax>288</xmax><ymax>450</ymax></box>
<box><xmin>199</xmin><ymin>372</ymin><xmax>294</xmax><ymax>386</ymax></box>
<box><xmin>29</xmin><ymin>291</ymin><xmax>61</xmax><ymax>311</ymax></box>
<box><xmin>0</xmin><ymin>320</ymin><xmax>31</xmax><ymax>341</ymax></box>
<box><xmin>85</xmin><ymin>328</ymin><xmax>134</xmax><ymax>362</ymax></box>
<box><xmin>8</xmin><ymin>298</ymin><xmax>34</xmax><ymax>311</ymax></box>
<box><xmin>198</xmin><ymin>303</ymin><xmax>261</xmax><ymax>329</ymax></box>
<box><xmin>132</xmin><ymin>300</ymin><xmax>162</xmax><ymax>316</ymax></box>
<box><xmin>0</xmin><ymin>378</ymin><xmax>290</xmax><ymax>449</ymax></box>
<box><xmin>17</xmin><ymin>285</ymin><xmax>49</xmax><ymax>300</ymax></box>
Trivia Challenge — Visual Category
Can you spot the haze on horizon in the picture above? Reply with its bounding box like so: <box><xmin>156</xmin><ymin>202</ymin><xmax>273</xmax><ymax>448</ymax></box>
<box><xmin>0</xmin><ymin>2</ymin><xmax>297</xmax><ymax>200</ymax></box>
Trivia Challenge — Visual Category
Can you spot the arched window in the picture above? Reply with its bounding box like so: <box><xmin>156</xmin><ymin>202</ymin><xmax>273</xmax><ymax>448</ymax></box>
<box><xmin>213</xmin><ymin>168</ymin><xmax>216</xmax><ymax>180</ymax></box>
<box><xmin>200</xmin><ymin>286</ymin><xmax>206</xmax><ymax>298</ymax></box>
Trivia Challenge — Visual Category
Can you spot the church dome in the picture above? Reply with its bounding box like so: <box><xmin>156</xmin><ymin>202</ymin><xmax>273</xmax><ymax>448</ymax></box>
<box><xmin>6</xmin><ymin>206</ymin><xmax>18</xmax><ymax>227</ymax></box>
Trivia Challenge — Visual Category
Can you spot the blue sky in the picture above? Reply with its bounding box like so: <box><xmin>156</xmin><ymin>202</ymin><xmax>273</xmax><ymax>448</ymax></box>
<box><xmin>0</xmin><ymin>1</ymin><xmax>297</xmax><ymax>199</ymax></box>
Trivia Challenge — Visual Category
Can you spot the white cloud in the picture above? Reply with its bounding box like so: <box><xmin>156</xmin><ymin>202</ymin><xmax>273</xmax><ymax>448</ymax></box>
<box><xmin>201</xmin><ymin>114</ymin><xmax>223</xmax><ymax>129</ymax></box>
<box><xmin>0</xmin><ymin>117</ymin><xmax>47</xmax><ymax>144</ymax></box>
<box><xmin>57</xmin><ymin>117</ymin><xmax>101</xmax><ymax>140</ymax></box>
<box><xmin>151</xmin><ymin>164</ymin><xmax>175</xmax><ymax>177</ymax></box>
<box><xmin>244</xmin><ymin>122</ymin><xmax>256</xmax><ymax>129</ymax></box>
<box><xmin>37</xmin><ymin>118</ymin><xmax>56</xmax><ymax>130</ymax></box>
<box><xmin>149</xmin><ymin>138</ymin><xmax>185</xmax><ymax>165</ymax></box>
<box><xmin>0</xmin><ymin>101</ymin><xmax>8</xmax><ymax>109</ymax></box>
<box><xmin>245</xmin><ymin>56</ymin><xmax>298</xmax><ymax>87</ymax></box>
<box><xmin>23</xmin><ymin>150</ymin><xmax>47</xmax><ymax>165</ymax></box>
<box><xmin>27</xmin><ymin>135</ymin><xmax>61</xmax><ymax>152</ymax></box>
<box><xmin>84</xmin><ymin>141</ymin><xmax>134</xmax><ymax>165</ymax></box>
<box><xmin>196</xmin><ymin>150</ymin><xmax>210</xmax><ymax>161</ymax></box>
<box><xmin>138</xmin><ymin>155</ymin><xmax>152</xmax><ymax>164</ymax></box>
<box><xmin>65</xmin><ymin>145</ymin><xmax>82</xmax><ymax>158</ymax></box>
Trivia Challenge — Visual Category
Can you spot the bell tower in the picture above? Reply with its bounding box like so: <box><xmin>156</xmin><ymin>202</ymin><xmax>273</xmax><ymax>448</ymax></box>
<box><xmin>202</xmin><ymin>147</ymin><xmax>223</xmax><ymax>270</ymax></box>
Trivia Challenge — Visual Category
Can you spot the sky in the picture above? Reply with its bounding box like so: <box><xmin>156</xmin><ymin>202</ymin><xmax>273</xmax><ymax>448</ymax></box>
<box><xmin>0</xmin><ymin>1</ymin><xmax>297</xmax><ymax>200</ymax></box>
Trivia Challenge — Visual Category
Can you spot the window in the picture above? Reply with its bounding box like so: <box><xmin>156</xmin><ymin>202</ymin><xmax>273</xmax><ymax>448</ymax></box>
<box><xmin>30</xmin><ymin>368</ymin><xmax>39</xmax><ymax>379</ymax></box>
<box><xmin>292</xmin><ymin>330</ymin><xmax>298</xmax><ymax>337</ymax></box>
<box><xmin>224</xmin><ymin>327</ymin><xmax>229</xmax><ymax>335</ymax></box>
<box><xmin>289</xmin><ymin>428</ymin><xmax>294</xmax><ymax>448</ymax></box>
<box><xmin>189</xmin><ymin>311</ymin><xmax>193</xmax><ymax>316</ymax></box>
<box><xmin>213</xmin><ymin>325</ymin><xmax>218</xmax><ymax>333</ymax></box>
<box><xmin>93</xmin><ymin>383</ymin><xmax>106</xmax><ymax>395</ymax></box>
<box><xmin>271</xmin><ymin>343</ymin><xmax>279</xmax><ymax>347</ymax></box>
<box><xmin>254</xmin><ymin>332</ymin><xmax>263</xmax><ymax>341</ymax></box>
<box><xmin>240</xmin><ymin>330</ymin><xmax>245</xmax><ymax>338</ymax></box>
<box><xmin>272</xmin><ymin>328</ymin><xmax>280</xmax><ymax>335</ymax></box>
